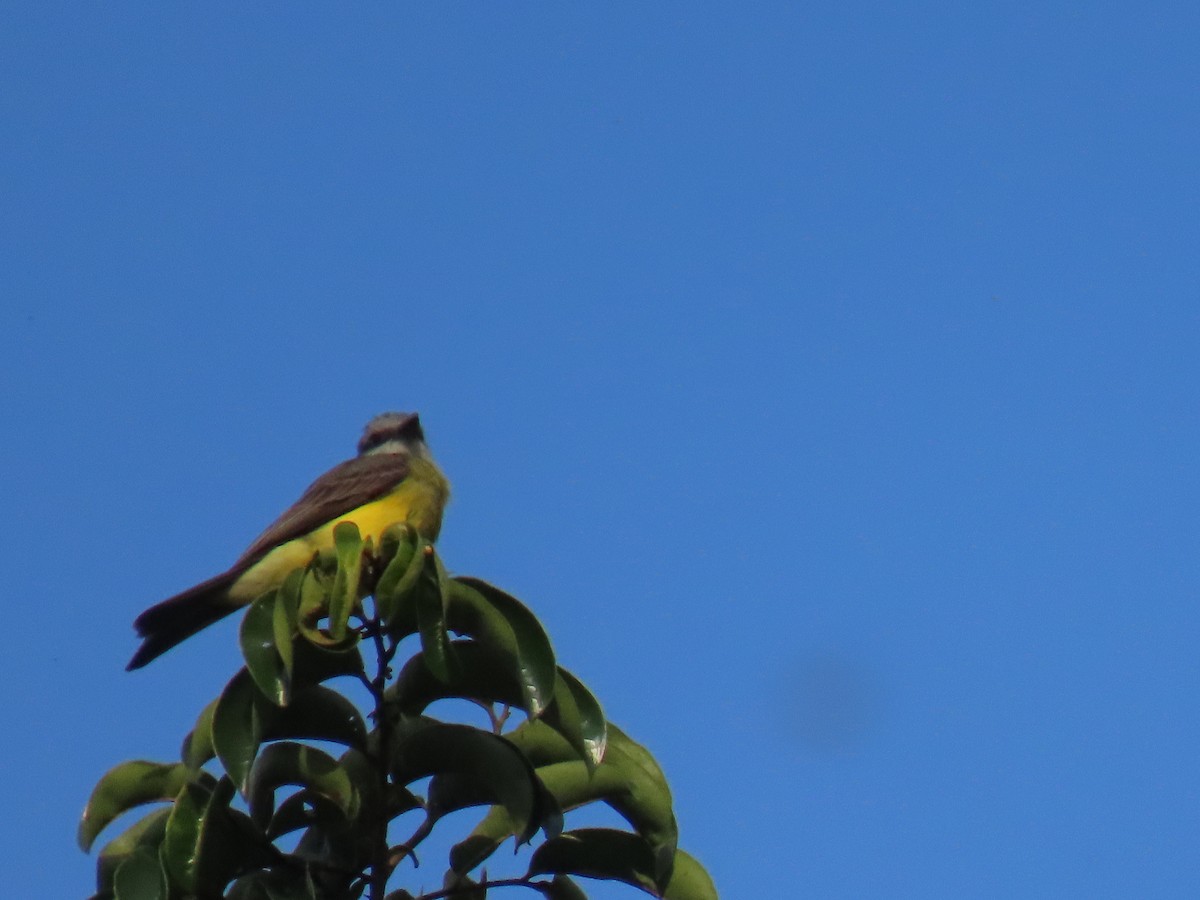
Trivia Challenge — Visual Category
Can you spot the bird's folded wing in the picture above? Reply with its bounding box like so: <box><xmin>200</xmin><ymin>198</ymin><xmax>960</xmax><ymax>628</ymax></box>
<box><xmin>235</xmin><ymin>453</ymin><xmax>412</xmax><ymax>565</ymax></box>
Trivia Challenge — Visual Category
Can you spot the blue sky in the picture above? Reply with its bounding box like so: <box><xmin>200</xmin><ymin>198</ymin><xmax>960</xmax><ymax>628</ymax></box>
<box><xmin>3</xmin><ymin>3</ymin><xmax>1199</xmax><ymax>897</ymax></box>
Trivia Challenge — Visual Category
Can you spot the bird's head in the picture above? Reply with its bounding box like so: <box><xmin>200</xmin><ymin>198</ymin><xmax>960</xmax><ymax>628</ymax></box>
<box><xmin>358</xmin><ymin>411</ymin><xmax>428</xmax><ymax>458</ymax></box>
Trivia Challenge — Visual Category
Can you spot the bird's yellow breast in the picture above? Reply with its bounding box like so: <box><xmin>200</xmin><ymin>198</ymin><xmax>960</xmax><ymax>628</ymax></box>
<box><xmin>229</xmin><ymin>457</ymin><xmax>449</xmax><ymax>602</ymax></box>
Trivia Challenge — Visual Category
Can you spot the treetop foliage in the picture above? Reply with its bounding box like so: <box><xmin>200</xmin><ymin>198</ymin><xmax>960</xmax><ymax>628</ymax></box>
<box><xmin>81</xmin><ymin>522</ymin><xmax>716</xmax><ymax>900</ymax></box>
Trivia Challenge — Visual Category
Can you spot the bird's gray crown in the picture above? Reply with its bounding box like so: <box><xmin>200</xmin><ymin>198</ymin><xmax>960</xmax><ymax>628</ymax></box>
<box><xmin>358</xmin><ymin>411</ymin><xmax>424</xmax><ymax>455</ymax></box>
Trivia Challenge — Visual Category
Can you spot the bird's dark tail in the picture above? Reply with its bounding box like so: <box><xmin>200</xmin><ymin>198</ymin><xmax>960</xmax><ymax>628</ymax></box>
<box><xmin>126</xmin><ymin>569</ymin><xmax>242</xmax><ymax>670</ymax></box>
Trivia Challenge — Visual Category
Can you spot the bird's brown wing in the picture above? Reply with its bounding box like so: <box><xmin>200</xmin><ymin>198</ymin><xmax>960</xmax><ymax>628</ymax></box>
<box><xmin>234</xmin><ymin>453</ymin><xmax>411</xmax><ymax>566</ymax></box>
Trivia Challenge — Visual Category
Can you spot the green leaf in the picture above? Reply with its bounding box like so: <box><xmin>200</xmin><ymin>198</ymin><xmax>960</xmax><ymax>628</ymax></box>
<box><xmin>375</xmin><ymin>526</ymin><xmax>425</xmax><ymax>629</ymax></box>
<box><xmin>449</xmin><ymin>831</ymin><xmax>503</xmax><ymax>877</ymax></box>
<box><xmin>433</xmin><ymin>767</ymin><xmax>562</xmax><ymax>843</ymax></box>
<box><xmin>241</xmin><ymin>592</ymin><xmax>290</xmax><ymax>706</ymax></box>
<box><xmin>661</xmin><ymin>850</ymin><xmax>719</xmax><ymax>900</ymax></box>
<box><xmin>94</xmin><ymin>809</ymin><xmax>170</xmax><ymax>896</ymax></box>
<box><xmin>289</xmin><ymin>634</ymin><xmax>365</xmax><ymax>688</ymax></box>
<box><xmin>453</xmin><ymin>751</ymin><xmax>611</xmax><ymax>875</ymax></box>
<box><xmin>276</xmin><ymin>747</ymin><xmax>377</xmax><ymax>878</ymax></box>
<box><xmin>264</xmin><ymin>789</ymin><xmax>350</xmax><ymax>841</ymax></box>
<box><xmin>213</xmin><ymin>670</ymin><xmax>271</xmax><ymax>795</ymax></box>
<box><xmin>529</xmin><ymin>829</ymin><xmax>655</xmax><ymax>893</ymax></box>
<box><xmin>448</xmin><ymin>775</ymin><xmax>563</xmax><ymax>875</ymax></box>
<box><xmin>159</xmin><ymin>780</ymin><xmax>211</xmax><ymax>890</ymax></box>
<box><xmin>269</xmin><ymin>685</ymin><xmax>368</xmax><ymax>752</ymax></box>
<box><xmin>161</xmin><ymin>777</ymin><xmax>256</xmax><ymax>895</ymax></box>
<box><xmin>227</xmin><ymin>869</ymin><xmax>321</xmax><ymax>900</ymax></box>
<box><xmin>542</xmin><ymin>668</ymin><xmax>607</xmax><ymax>770</ymax></box>
<box><xmin>455</xmin><ymin>723</ymin><xmax>676</xmax><ymax>880</ymax></box>
<box><xmin>389</xmin><ymin>641</ymin><xmax>601</xmax><ymax>772</ymax></box>
<box><xmin>182</xmin><ymin>700</ymin><xmax>218</xmax><ymax>769</ymax></box>
<box><xmin>447</xmin><ymin>577</ymin><xmax>557</xmax><ymax>716</ymax></box>
<box><xmin>535</xmin><ymin>874</ymin><xmax>590</xmax><ymax>900</ymax></box>
<box><xmin>79</xmin><ymin>761</ymin><xmax>196</xmax><ymax>852</ymax></box>
<box><xmin>214</xmin><ymin>653</ymin><xmax>367</xmax><ymax>796</ymax></box>
<box><xmin>247</xmin><ymin>742</ymin><xmax>360</xmax><ymax>831</ymax></box>
<box><xmin>296</xmin><ymin>563</ymin><xmax>358</xmax><ymax>651</ymax></box>
<box><xmin>274</xmin><ymin>568</ymin><xmax>303</xmax><ymax>682</ymax></box>
<box><xmin>416</xmin><ymin>550</ymin><xmax>455</xmax><ymax>682</ymax></box>
<box><xmin>329</xmin><ymin>521</ymin><xmax>363</xmax><ymax>641</ymax></box>
<box><xmin>337</xmin><ymin>745</ymin><xmax>389</xmax><ymax>822</ymax></box>
<box><xmin>522</xmin><ymin>723</ymin><xmax>673</xmax><ymax>858</ymax></box>
<box><xmin>502</xmin><ymin>719</ymin><xmax>580</xmax><ymax>767</ymax></box>
<box><xmin>225</xmin><ymin>875</ymin><xmax>270</xmax><ymax>900</ymax></box>
<box><xmin>442</xmin><ymin>870</ymin><xmax>487</xmax><ymax>900</ymax></box>
<box><xmin>392</xmin><ymin>723</ymin><xmax>541</xmax><ymax>844</ymax></box>
<box><xmin>532</xmin><ymin>837</ymin><xmax>717</xmax><ymax>899</ymax></box>
<box><xmin>112</xmin><ymin>845</ymin><xmax>166</xmax><ymax>900</ymax></box>
<box><xmin>377</xmin><ymin>521</ymin><xmax>411</xmax><ymax>561</ymax></box>
<box><xmin>592</xmin><ymin>724</ymin><xmax>677</xmax><ymax>880</ymax></box>
<box><xmin>388</xmin><ymin>639</ymin><xmax>523</xmax><ymax>716</ymax></box>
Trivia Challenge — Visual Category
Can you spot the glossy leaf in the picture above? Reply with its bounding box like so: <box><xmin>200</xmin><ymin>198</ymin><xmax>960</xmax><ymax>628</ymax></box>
<box><xmin>212</xmin><ymin>670</ymin><xmax>271</xmax><ymax>795</ymax></box>
<box><xmin>529</xmin><ymin>829</ymin><xmax>716</xmax><ymax>899</ymax></box>
<box><xmin>112</xmin><ymin>845</ymin><xmax>166</xmax><ymax>900</ymax></box>
<box><xmin>182</xmin><ymin>700</ymin><xmax>218</xmax><ymax>769</ymax></box>
<box><xmin>95</xmin><ymin>809</ymin><xmax>170</xmax><ymax>895</ymax></box>
<box><xmin>503</xmin><ymin>719</ymin><xmax>582</xmax><ymax>768</ymax></box>
<box><xmin>284</xmin><ymin>747</ymin><xmax>379</xmax><ymax>877</ymax></box>
<box><xmin>449</xmin><ymin>830</ymin><xmax>505</xmax><ymax>878</ymax></box>
<box><xmin>288</xmin><ymin>635</ymin><xmax>365</xmax><ymax>688</ymax></box>
<box><xmin>661</xmin><ymin>850</ymin><xmax>719</xmax><ymax>900</ymax></box>
<box><xmin>415</xmin><ymin>549</ymin><xmax>455</xmax><ymax>682</ymax></box>
<box><xmin>455</xmin><ymin>723</ymin><xmax>675</xmax><ymax>878</ymax></box>
<box><xmin>375</xmin><ymin>526</ymin><xmax>425</xmax><ymax>629</ymax></box>
<box><xmin>433</xmin><ymin>766</ymin><xmax>562</xmax><ymax>843</ymax></box>
<box><xmin>453</xmin><ymin>750</ymin><xmax>620</xmax><ymax>875</ymax></box>
<box><xmin>328</xmin><ymin>521</ymin><xmax>363</xmax><ymax>642</ymax></box>
<box><xmin>389</xmin><ymin>643</ymin><xmax>603</xmax><ymax>772</ymax></box>
<box><xmin>442</xmin><ymin>870</ymin><xmax>486</xmax><ymax>900</ymax></box>
<box><xmin>274</xmin><ymin>568</ymin><xmax>303</xmax><ymax>683</ymax></box>
<box><xmin>265</xmin><ymin>789</ymin><xmax>351</xmax><ymax>840</ymax></box>
<box><xmin>448</xmin><ymin>773</ymin><xmax>563</xmax><ymax>876</ymax></box>
<box><xmin>594</xmin><ymin>724</ymin><xmax>678</xmax><ymax>881</ymax></box>
<box><xmin>337</xmin><ymin>745</ymin><xmax>388</xmax><ymax>819</ymax></box>
<box><xmin>227</xmin><ymin>869</ymin><xmax>321</xmax><ymax>900</ymax></box>
<box><xmin>79</xmin><ymin>761</ymin><xmax>196</xmax><ymax>852</ymax></box>
<box><xmin>542</xmin><ymin>668</ymin><xmax>607</xmax><ymax>770</ymax></box>
<box><xmin>447</xmin><ymin>577</ymin><xmax>557</xmax><ymax>716</ymax></box>
<box><xmin>159</xmin><ymin>780</ymin><xmax>210</xmax><ymax>889</ymax></box>
<box><xmin>377</xmin><ymin>521</ymin><xmax>411</xmax><ymax>562</ymax></box>
<box><xmin>529</xmin><ymin>829</ymin><xmax>656</xmax><ymax>893</ymax></box>
<box><xmin>247</xmin><ymin>742</ymin><xmax>360</xmax><ymax>831</ymax></box>
<box><xmin>296</xmin><ymin>562</ymin><xmax>356</xmax><ymax>651</ymax></box>
<box><xmin>521</xmin><ymin>723</ymin><xmax>673</xmax><ymax>855</ymax></box>
<box><xmin>241</xmin><ymin>592</ymin><xmax>289</xmax><ymax>706</ymax></box>
<box><xmin>536</xmin><ymin>875</ymin><xmax>589</xmax><ymax>900</ymax></box>
<box><xmin>160</xmin><ymin>777</ymin><xmax>249</xmax><ymax>895</ymax></box>
<box><xmin>388</xmin><ymin>640</ymin><xmax>523</xmax><ymax>716</ymax></box>
<box><xmin>272</xmin><ymin>685</ymin><xmax>367</xmax><ymax>750</ymax></box>
<box><xmin>392</xmin><ymin>722</ymin><xmax>542</xmax><ymax>844</ymax></box>
<box><xmin>296</xmin><ymin>564</ymin><xmax>327</xmax><ymax>644</ymax></box>
<box><xmin>225</xmin><ymin>875</ymin><xmax>271</xmax><ymax>900</ymax></box>
<box><xmin>214</xmin><ymin>663</ymin><xmax>367</xmax><ymax>796</ymax></box>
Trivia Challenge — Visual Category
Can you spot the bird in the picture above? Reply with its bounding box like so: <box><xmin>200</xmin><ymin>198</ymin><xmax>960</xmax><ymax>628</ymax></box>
<box><xmin>127</xmin><ymin>411</ymin><xmax>450</xmax><ymax>670</ymax></box>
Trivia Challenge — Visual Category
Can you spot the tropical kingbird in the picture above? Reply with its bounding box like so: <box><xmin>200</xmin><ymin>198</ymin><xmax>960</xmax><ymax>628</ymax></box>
<box><xmin>127</xmin><ymin>411</ymin><xmax>450</xmax><ymax>670</ymax></box>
